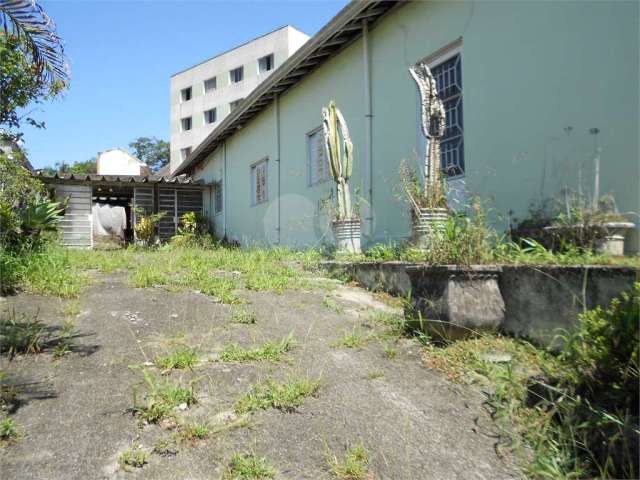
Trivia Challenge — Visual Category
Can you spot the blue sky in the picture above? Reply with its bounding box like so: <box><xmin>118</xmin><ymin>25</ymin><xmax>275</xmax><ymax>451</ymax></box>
<box><xmin>21</xmin><ymin>0</ymin><xmax>348</xmax><ymax>169</ymax></box>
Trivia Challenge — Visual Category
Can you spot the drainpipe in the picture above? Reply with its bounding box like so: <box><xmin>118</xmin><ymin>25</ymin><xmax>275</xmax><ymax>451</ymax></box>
<box><xmin>362</xmin><ymin>19</ymin><xmax>373</xmax><ymax>239</ymax></box>
<box><xmin>275</xmin><ymin>93</ymin><xmax>282</xmax><ymax>245</ymax></box>
<box><xmin>223</xmin><ymin>141</ymin><xmax>227</xmax><ymax>238</ymax></box>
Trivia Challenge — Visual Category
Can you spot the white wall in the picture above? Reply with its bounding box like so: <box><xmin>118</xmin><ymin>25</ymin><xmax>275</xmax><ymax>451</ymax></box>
<box><xmin>97</xmin><ymin>149</ymin><xmax>148</xmax><ymax>176</ymax></box>
<box><xmin>169</xmin><ymin>26</ymin><xmax>309</xmax><ymax>174</ymax></box>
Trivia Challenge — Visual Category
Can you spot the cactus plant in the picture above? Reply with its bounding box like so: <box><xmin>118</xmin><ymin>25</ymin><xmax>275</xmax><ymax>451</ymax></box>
<box><xmin>408</xmin><ymin>62</ymin><xmax>447</xmax><ymax>211</ymax></box>
<box><xmin>322</xmin><ymin>101</ymin><xmax>354</xmax><ymax>221</ymax></box>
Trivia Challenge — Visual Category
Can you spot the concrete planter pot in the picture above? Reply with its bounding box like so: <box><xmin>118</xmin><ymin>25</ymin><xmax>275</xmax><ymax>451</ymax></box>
<box><xmin>594</xmin><ymin>222</ymin><xmax>635</xmax><ymax>256</ymax></box>
<box><xmin>545</xmin><ymin>221</ymin><xmax>635</xmax><ymax>256</ymax></box>
<box><xmin>411</xmin><ymin>207</ymin><xmax>448</xmax><ymax>249</ymax></box>
<box><xmin>333</xmin><ymin>219</ymin><xmax>361</xmax><ymax>254</ymax></box>
<box><xmin>405</xmin><ymin>265</ymin><xmax>505</xmax><ymax>340</ymax></box>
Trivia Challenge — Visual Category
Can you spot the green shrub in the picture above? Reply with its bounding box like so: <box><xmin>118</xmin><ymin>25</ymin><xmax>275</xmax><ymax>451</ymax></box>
<box><xmin>556</xmin><ymin>283</ymin><xmax>639</xmax><ymax>478</ymax></box>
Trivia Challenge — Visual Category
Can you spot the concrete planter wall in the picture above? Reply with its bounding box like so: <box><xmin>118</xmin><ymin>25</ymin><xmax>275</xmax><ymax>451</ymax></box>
<box><xmin>322</xmin><ymin>261</ymin><xmax>638</xmax><ymax>347</ymax></box>
<box><xmin>405</xmin><ymin>266</ymin><xmax>505</xmax><ymax>339</ymax></box>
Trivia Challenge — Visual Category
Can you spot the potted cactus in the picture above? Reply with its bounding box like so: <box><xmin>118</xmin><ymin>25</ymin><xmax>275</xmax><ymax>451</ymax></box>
<box><xmin>322</xmin><ymin>101</ymin><xmax>361</xmax><ymax>254</ymax></box>
<box><xmin>404</xmin><ymin>62</ymin><xmax>448</xmax><ymax>249</ymax></box>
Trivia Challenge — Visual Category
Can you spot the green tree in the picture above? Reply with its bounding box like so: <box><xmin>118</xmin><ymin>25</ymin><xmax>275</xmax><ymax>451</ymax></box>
<box><xmin>42</xmin><ymin>158</ymin><xmax>97</xmax><ymax>176</ymax></box>
<box><xmin>129</xmin><ymin>137</ymin><xmax>170</xmax><ymax>172</ymax></box>
<box><xmin>0</xmin><ymin>1</ymin><xmax>69</xmax><ymax>140</ymax></box>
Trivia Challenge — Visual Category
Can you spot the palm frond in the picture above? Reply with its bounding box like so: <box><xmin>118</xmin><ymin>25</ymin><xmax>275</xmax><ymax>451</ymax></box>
<box><xmin>0</xmin><ymin>0</ymin><xmax>69</xmax><ymax>82</ymax></box>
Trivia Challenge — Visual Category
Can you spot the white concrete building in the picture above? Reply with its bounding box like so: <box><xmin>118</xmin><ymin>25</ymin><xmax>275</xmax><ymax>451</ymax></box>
<box><xmin>169</xmin><ymin>25</ymin><xmax>309</xmax><ymax>174</ymax></box>
<box><xmin>97</xmin><ymin>148</ymin><xmax>150</xmax><ymax>176</ymax></box>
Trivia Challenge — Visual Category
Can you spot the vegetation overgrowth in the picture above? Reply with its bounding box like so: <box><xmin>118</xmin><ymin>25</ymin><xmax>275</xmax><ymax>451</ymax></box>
<box><xmin>422</xmin><ymin>284</ymin><xmax>639</xmax><ymax>479</ymax></box>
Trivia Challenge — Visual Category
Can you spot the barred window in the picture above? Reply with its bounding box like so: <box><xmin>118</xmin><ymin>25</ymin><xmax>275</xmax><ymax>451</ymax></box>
<box><xmin>251</xmin><ymin>159</ymin><xmax>268</xmax><ymax>205</ymax></box>
<box><xmin>431</xmin><ymin>53</ymin><xmax>464</xmax><ymax>177</ymax></box>
<box><xmin>307</xmin><ymin>127</ymin><xmax>330</xmax><ymax>186</ymax></box>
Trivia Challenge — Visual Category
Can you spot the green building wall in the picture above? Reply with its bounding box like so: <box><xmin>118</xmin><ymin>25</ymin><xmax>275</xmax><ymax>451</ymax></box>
<box><xmin>194</xmin><ymin>0</ymin><xmax>639</xmax><ymax>252</ymax></box>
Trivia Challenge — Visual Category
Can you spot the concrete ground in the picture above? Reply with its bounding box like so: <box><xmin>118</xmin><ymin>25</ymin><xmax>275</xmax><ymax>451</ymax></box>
<box><xmin>0</xmin><ymin>270</ymin><xmax>519</xmax><ymax>479</ymax></box>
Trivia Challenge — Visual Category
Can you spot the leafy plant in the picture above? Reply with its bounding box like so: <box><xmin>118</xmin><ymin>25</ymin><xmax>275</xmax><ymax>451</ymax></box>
<box><xmin>134</xmin><ymin>210</ymin><xmax>166</xmax><ymax>246</ymax></box>
<box><xmin>20</xmin><ymin>199</ymin><xmax>62</xmax><ymax>244</ymax></box>
<box><xmin>0</xmin><ymin>417</ymin><xmax>18</xmax><ymax>442</ymax></box>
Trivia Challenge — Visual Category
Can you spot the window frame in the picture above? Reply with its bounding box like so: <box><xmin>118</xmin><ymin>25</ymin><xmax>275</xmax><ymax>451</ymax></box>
<box><xmin>250</xmin><ymin>158</ymin><xmax>268</xmax><ymax>206</ymax></box>
<box><xmin>258</xmin><ymin>53</ymin><xmax>275</xmax><ymax>74</ymax></box>
<box><xmin>180</xmin><ymin>147</ymin><xmax>192</xmax><ymax>161</ymax></box>
<box><xmin>229</xmin><ymin>66</ymin><xmax>244</xmax><ymax>84</ymax></box>
<box><xmin>180</xmin><ymin>116</ymin><xmax>192</xmax><ymax>132</ymax></box>
<box><xmin>426</xmin><ymin>46</ymin><xmax>464</xmax><ymax>179</ymax></box>
<box><xmin>180</xmin><ymin>87</ymin><xmax>192</xmax><ymax>102</ymax></box>
<box><xmin>203</xmin><ymin>76</ymin><xmax>217</xmax><ymax>94</ymax></box>
<box><xmin>306</xmin><ymin>126</ymin><xmax>330</xmax><ymax>187</ymax></box>
<box><xmin>204</xmin><ymin>108</ymin><xmax>217</xmax><ymax>125</ymax></box>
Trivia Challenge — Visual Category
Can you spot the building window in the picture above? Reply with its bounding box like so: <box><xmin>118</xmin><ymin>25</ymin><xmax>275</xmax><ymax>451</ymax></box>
<box><xmin>229</xmin><ymin>66</ymin><xmax>244</xmax><ymax>83</ymax></box>
<box><xmin>180</xmin><ymin>87</ymin><xmax>192</xmax><ymax>102</ymax></box>
<box><xmin>180</xmin><ymin>147</ymin><xmax>192</xmax><ymax>161</ymax></box>
<box><xmin>258</xmin><ymin>53</ymin><xmax>274</xmax><ymax>74</ymax></box>
<box><xmin>431</xmin><ymin>53</ymin><xmax>464</xmax><ymax>176</ymax></box>
<box><xmin>307</xmin><ymin>127</ymin><xmax>329</xmax><ymax>186</ymax></box>
<box><xmin>181</xmin><ymin>116</ymin><xmax>192</xmax><ymax>131</ymax></box>
<box><xmin>204</xmin><ymin>108</ymin><xmax>217</xmax><ymax>124</ymax></box>
<box><xmin>204</xmin><ymin>77</ymin><xmax>217</xmax><ymax>93</ymax></box>
<box><xmin>215</xmin><ymin>181</ymin><xmax>223</xmax><ymax>214</ymax></box>
<box><xmin>229</xmin><ymin>98</ymin><xmax>243</xmax><ymax>112</ymax></box>
<box><xmin>251</xmin><ymin>159</ymin><xmax>268</xmax><ymax>205</ymax></box>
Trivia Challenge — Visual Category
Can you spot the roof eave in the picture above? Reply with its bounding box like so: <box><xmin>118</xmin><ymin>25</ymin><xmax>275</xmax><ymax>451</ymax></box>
<box><xmin>173</xmin><ymin>0</ymin><xmax>399</xmax><ymax>177</ymax></box>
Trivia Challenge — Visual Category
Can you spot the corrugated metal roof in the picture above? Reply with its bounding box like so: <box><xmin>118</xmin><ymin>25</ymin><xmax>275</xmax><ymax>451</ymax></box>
<box><xmin>174</xmin><ymin>0</ymin><xmax>399</xmax><ymax>176</ymax></box>
<box><xmin>35</xmin><ymin>172</ymin><xmax>209</xmax><ymax>185</ymax></box>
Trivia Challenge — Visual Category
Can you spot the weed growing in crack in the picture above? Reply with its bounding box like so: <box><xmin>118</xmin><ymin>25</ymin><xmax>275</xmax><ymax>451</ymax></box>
<box><xmin>335</xmin><ymin>328</ymin><xmax>368</xmax><ymax>349</ymax></box>
<box><xmin>152</xmin><ymin>436</ymin><xmax>178</xmax><ymax>457</ymax></box>
<box><xmin>0</xmin><ymin>417</ymin><xmax>19</xmax><ymax>443</ymax></box>
<box><xmin>219</xmin><ymin>333</ymin><xmax>295</xmax><ymax>363</ymax></box>
<box><xmin>222</xmin><ymin>452</ymin><xmax>276</xmax><ymax>480</ymax></box>
<box><xmin>231</xmin><ymin>306</ymin><xmax>257</xmax><ymax>324</ymax></box>
<box><xmin>235</xmin><ymin>377</ymin><xmax>320</xmax><ymax>414</ymax></box>
<box><xmin>118</xmin><ymin>444</ymin><xmax>148</xmax><ymax>471</ymax></box>
<box><xmin>323</xmin><ymin>296</ymin><xmax>345</xmax><ymax>314</ymax></box>
<box><xmin>132</xmin><ymin>370</ymin><xmax>197</xmax><ymax>423</ymax></box>
<box><xmin>154</xmin><ymin>347</ymin><xmax>198</xmax><ymax>371</ymax></box>
<box><xmin>178</xmin><ymin>422</ymin><xmax>210</xmax><ymax>442</ymax></box>
<box><xmin>327</xmin><ymin>442</ymin><xmax>370</xmax><ymax>480</ymax></box>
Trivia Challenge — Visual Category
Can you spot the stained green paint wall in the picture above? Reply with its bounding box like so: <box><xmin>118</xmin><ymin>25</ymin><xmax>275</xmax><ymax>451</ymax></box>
<box><xmin>195</xmin><ymin>1</ymin><xmax>639</xmax><ymax>252</ymax></box>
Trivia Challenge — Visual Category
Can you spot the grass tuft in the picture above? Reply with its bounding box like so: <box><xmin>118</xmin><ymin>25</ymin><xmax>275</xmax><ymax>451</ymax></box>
<box><xmin>231</xmin><ymin>306</ymin><xmax>257</xmax><ymax>324</ymax></box>
<box><xmin>336</xmin><ymin>328</ymin><xmax>368</xmax><ymax>349</ymax></box>
<box><xmin>222</xmin><ymin>452</ymin><xmax>276</xmax><ymax>480</ymax></box>
<box><xmin>118</xmin><ymin>444</ymin><xmax>148</xmax><ymax>471</ymax></box>
<box><xmin>235</xmin><ymin>377</ymin><xmax>320</xmax><ymax>414</ymax></box>
<box><xmin>132</xmin><ymin>369</ymin><xmax>197</xmax><ymax>423</ymax></box>
<box><xmin>220</xmin><ymin>333</ymin><xmax>295</xmax><ymax>363</ymax></box>
<box><xmin>327</xmin><ymin>443</ymin><xmax>370</xmax><ymax>480</ymax></box>
<box><xmin>154</xmin><ymin>347</ymin><xmax>198</xmax><ymax>371</ymax></box>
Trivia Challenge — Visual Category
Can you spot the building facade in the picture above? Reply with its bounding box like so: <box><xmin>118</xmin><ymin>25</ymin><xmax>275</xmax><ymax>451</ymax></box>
<box><xmin>176</xmin><ymin>1</ymin><xmax>639</xmax><ymax>254</ymax></box>
<box><xmin>169</xmin><ymin>25</ymin><xmax>309</xmax><ymax>173</ymax></box>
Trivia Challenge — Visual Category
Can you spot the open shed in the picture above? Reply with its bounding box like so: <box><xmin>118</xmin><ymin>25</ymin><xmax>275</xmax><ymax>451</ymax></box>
<box><xmin>37</xmin><ymin>173</ymin><xmax>212</xmax><ymax>248</ymax></box>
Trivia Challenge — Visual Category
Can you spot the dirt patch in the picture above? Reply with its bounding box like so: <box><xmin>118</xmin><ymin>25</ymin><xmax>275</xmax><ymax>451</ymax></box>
<box><xmin>0</xmin><ymin>271</ymin><xmax>519</xmax><ymax>479</ymax></box>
